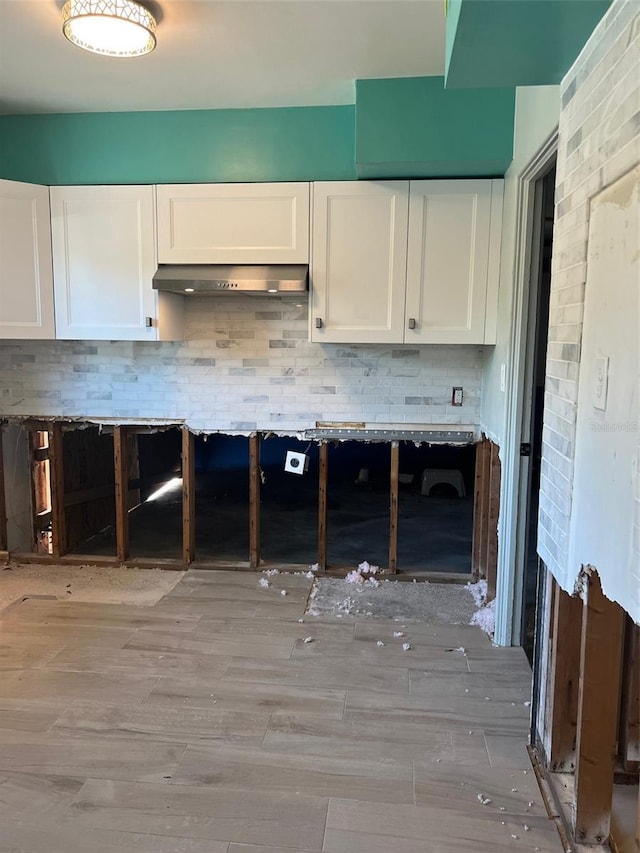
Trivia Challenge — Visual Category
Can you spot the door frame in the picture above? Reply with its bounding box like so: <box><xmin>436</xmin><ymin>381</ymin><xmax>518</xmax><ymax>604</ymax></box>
<box><xmin>494</xmin><ymin>130</ymin><xmax>558</xmax><ymax>648</ymax></box>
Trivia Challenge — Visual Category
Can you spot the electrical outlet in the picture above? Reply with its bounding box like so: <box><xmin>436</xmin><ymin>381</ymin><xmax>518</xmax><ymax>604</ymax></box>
<box><xmin>452</xmin><ymin>387</ymin><xmax>464</xmax><ymax>407</ymax></box>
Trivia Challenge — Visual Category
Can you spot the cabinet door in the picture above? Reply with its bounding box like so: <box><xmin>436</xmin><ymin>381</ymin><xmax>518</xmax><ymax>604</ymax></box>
<box><xmin>51</xmin><ymin>186</ymin><xmax>175</xmax><ymax>341</ymax></box>
<box><xmin>406</xmin><ymin>180</ymin><xmax>502</xmax><ymax>344</ymax></box>
<box><xmin>0</xmin><ymin>180</ymin><xmax>55</xmax><ymax>340</ymax></box>
<box><xmin>157</xmin><ymin>182</ymin><xmax>310</xmax><ymax>264</ymax></box>
<box><xmin>311</xmin><ymin>181</ymin><xmax>409</xmax><ymax>344</ymax></box>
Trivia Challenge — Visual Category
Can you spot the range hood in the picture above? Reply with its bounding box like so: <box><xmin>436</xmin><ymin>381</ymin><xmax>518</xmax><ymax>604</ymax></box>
<box><xmin>152</xmin><ymin>264</ymin><xmax>308</xmax><ymax>295</ymax></box>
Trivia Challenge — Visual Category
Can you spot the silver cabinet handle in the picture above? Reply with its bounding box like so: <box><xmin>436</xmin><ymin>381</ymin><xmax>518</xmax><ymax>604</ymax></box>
<box><xmin>315</xmin><ymin>318</ymin><xmax>323</xmax><ymax>329</ymax></box>
<box><xmin>408</xmin><ymin>318</ymin><xmax>416</xmax><ymax>330</ymax></box>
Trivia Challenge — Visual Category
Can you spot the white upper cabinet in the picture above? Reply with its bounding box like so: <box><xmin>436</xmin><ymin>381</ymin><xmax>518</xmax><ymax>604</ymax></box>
<box><xmin>0</xmin><ymin>179</ymin><xmax>55</xmax><ymax>340</ymax></box>
<box><xmin>310</xmin><ymin>181</ymin><xmax>409</xmax><ymax>344</ymax></box>
<box><xmin>51</xmin><ymin>185</ymin><xmax>183</xmax><ymax>341</ymax></box>
<box><xmin>406</xmin><ymin>179</ymin><xmax>503</xmax><ymax>345</ymax></box>
<box><xmin>156</xmin><ymin>182</ymin><xmax>310</xmax><ymax>264</ymax></box>
<box><xmin>310</xmin><ymin>179</ymin><xmax>502</xmax><ymax>345</ymax></box>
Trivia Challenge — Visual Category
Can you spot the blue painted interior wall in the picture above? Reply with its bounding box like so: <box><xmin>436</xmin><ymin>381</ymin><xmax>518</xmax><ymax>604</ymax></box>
<box><xmin>355</xmin><ymin>77</ymin><xmax>515</xmax><ymax>178</ymax></box>
<box><xmin>0</xmin><ymin>106</ymin><xmax>356</xmax><ymax>185</ymax></box>
<box><xmin>0</xmin><ymin>78</ymin><xmax>516</xmax><ymax>185</ymax></box>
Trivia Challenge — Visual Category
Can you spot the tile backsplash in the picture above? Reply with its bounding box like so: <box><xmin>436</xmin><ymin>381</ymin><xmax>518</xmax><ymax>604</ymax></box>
<box><xmin>0</xmin><ymin>297</ymin><xmax>484</xmax><ymax>433</ymax></box>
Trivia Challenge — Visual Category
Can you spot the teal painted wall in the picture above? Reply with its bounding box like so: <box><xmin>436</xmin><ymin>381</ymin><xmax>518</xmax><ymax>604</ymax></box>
<box><xmin>355</xmin><ymin>77</ymin><xmax>515</xmax><ymax>178</ymax></box>
<box><xmin>445</xmin><ymin>0</ymin><xmax>611</xmax><ymax>89</ymax></box>
<box><xmin>0</xmin><ymin>105</ymin><xmax>356</xmax><ymax>184</ymax></box>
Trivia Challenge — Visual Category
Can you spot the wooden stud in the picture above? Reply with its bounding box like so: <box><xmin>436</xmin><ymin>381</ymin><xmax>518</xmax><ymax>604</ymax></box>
<box><xmin>486</xmin><ymin>441</ymin><xmax>501</xmax><ymax>600</ymax></box>
<box><xmin>317</xmin><ymin>442</ymin><xmax>328</xmax><ymax>571</ymax></box>
<box><xmin>636</xmin><ymin>784</ymin><xmax>639</xmax><ymax>853</ymax></box>
<box><xmin>249</xmin><ymin>433</ymin><xmax>261</xmax><ymax>569</ymax></box>
<box><xmin>548</xmin><ymin>580</ymin><xmax>584</xmax><ymax>771</ymax></box>
<box><xmin>48</xmin><ymin>423</ymin><xmax>66</xmax><ymax>558</ymax></box>
<box><xmin>472</xmin><ymin>439</ymin><xmax>490</xmax><ymax>578</ymax></box>
<box><xmin>389</xmin><ymin>441</ymin><xmax>399</xmax><ymax>574</ymax></box>
<box><xmin>182</xmin><ymin>427</ymin><xmax>196</xmax><ymax>565</ymax></box>
<box><xmin>0</xmin><ymin>424</ymin><xmax>7</xmax><ymax>553</ymax></box>
<box><xmin>620</xmin><ymin>620</ymin><xmax>640</xmax><ymax>772</ymax></box>
<box><xmin>574</xmin><ymin>569</ymin><xmax>625</xmax><ymax>845</ymax></box>
<box><xmin>113</xmin><ymin>426</ymin><xmax>130</xmax><ymax>564</ymax></box>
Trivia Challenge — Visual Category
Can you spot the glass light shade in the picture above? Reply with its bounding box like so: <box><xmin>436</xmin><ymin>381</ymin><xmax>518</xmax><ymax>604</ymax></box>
<box><xmin>62</xmin><ymin>0</ymin><xmax>156</xmax><ymax>57</ymax></box>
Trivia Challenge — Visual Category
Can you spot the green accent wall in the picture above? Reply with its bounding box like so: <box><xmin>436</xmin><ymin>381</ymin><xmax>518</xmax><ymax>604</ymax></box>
<box><xmin>355</xmin><ymin>77</ymin><xmax>515</xmax><ymax>178</ymax></box>
<box><xmin>446</xmin><ymin>0</ymin><xmax>611</xmax><ymax>89</ymax></box>
<box><xmin>0</xmin><ymin>106</ymin><xmax>356</xmax><ymax>185</ymax></box>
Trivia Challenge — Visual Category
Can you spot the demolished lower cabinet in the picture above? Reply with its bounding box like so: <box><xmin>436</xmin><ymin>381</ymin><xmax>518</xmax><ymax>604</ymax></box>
<box><xmin>156</xmin><ymin>182</ymin><xmax>310</xmax><ymax>264</ymax></box>
<box><xmin>405</xmin><ymin>179</ymin><xmax>503</xmax><ymax>345</ymax></box>
<box><xmin>310</xmin><ymin>179</ymin><xmax>503</xmax><ymax>345</ymax></box>
<box><xmin>50</xmin><ymin>185</ymin><xmax>183</xmax><ymax>341</ymax></box>
<box><xmin>310</xmin><ymin>181</ymin><xmax>409</xmax><ymax>344</ymax></box>
<box><xmin>0</xmin><ymin>179</ymin><xmax>55</xmax><ymax>339</ymax></box>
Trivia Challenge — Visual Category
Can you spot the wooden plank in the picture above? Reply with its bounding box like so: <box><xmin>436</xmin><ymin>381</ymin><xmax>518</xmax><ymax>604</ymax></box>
<box><xmin>485</xmin><ymin>441</ymin><xmax>501</xmax><ymax>600</ymax></box>
<box><xmin>0</xmin><ymin>425</ymin><xmax>7</xmax><ymax>552</ymax></box>
<box><xmin>574</xmin><ymin>568</ymin><xmax>625</xmax><ymax>845</ymax></box>
<box><xmin>182</xmin><ymin>427</ymin><xmax>196</xmax><ymax>565</ymax></box>
<box><xmin>63</xmin><ymin>483</ymin><xmax>116</xmax><ymax>509</ymax></box>
<box><xmin>619</xmin><ymin>620</ymin><xmax>640</xmax><ymax>773</ymax></box>
<box><xmin>388</xmin><ymin>441</ymin><xmax>399</xmax><ymax>574</ymax></box>
<box><xmin>113</xmin><ymin>426</ymin><xmax>130</xmax><ymax>564</ymax></box>
<box><xmin>48</xmin><ymin>423</ymin><xmax>66</xmax><ymax>558</ymax></box>
<box><xmin>636</xmin><ymin>784</ymin><xmax>639</xmax><ymax>853</ymax></box>
<box><xmin>478</xmin><ymin>439</ymin><xmax>491</xmax><ymax>578</ymax></box>
<box><xmin>548</xmin><ymin>580</ymin><xmax>584</xmax><ymax>771</ymax></box>
<box><xmin>317</xmin><ymin>442</ymin><xmax>328</xmax><ymax>571</ymax></box>
<box><xmin>472</xmin><ymin>439</ymin><xmax>489</xmax><ymax>578</ymax></box>
<box><xmin>249</xmin><ymin>433</ymin><xmax>261</xmax><ymax>569</ymax></box>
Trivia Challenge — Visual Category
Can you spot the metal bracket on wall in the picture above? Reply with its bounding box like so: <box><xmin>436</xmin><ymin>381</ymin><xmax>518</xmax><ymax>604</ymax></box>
<box><xmin>304</xmin><ymin>428</ymin><xmax>476</xmax><ymax>443</ymax></box>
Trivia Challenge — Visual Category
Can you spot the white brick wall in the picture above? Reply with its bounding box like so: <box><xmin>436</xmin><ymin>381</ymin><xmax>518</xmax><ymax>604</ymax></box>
<box><xmin>0</xmin><ymin>298</ymin><xmax>485</xmax><ymax>433</ymax></box>
<box><xmin>538</xmin><ymin>0</ymin><xmax>640</xmax><ymax>588</ymax></box>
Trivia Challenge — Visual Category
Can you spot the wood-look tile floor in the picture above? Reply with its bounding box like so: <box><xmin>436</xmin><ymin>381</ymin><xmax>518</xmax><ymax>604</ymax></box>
<box><xmin>0</xmin><ymin>570</ymin><xmax>564</xmax><ymax>852</ymax></box>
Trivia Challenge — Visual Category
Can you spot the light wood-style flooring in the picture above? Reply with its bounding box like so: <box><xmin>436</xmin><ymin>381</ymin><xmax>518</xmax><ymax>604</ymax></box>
<box><xmin>0</xmin><ymin>570</ymin><xmax>564</xmax><ymax>852</ymax></box>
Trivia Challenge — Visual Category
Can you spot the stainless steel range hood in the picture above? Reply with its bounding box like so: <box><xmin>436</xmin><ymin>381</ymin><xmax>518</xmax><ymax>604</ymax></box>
<box><xmin>152</xmin><ymin>264</ymin><xmax>308</xmax><ymax>296</ymax></box>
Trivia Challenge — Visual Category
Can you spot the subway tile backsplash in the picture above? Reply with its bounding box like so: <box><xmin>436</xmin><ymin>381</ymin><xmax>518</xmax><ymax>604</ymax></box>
<box><xmin>0</xmin><ymin>297</ymin><xmax>484</xmax><ymax>433</ymax></box>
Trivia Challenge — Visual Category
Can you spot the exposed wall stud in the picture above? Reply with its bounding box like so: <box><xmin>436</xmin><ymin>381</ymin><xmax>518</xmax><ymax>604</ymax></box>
<box><xmin>472</xmin><ymin>438</ymin><xmax>490</xmax><ymax>578</ymax></box>
<box><xmin>318</xmin><ymin>442</ymin><xmax>328</xmax><ymax>571</ymax></box>
<box><xmin>114</xmin><ymin>426</ymin><xmax>130</xmax><ymax>564</ymax></box>
<box><xmin>486</xmin><ymin>441</ymin><xmax>501</xmax><ymax>600</ymax></box>
<box><xmin>48</xmin><ymin>423</ymin><xmax>66</xmax><ymax>558</ymax></box>
<box><xmin>182</xmin><ymin>427</ymin><xmax>196</xmax><ymax>565</ymax></box>
<box><xmin>0</xmin><ymin>424</ymin><xmax>7</xmax><ymax>553</ymax></box>
<box><xmin>548</xmin><ymin>580</ymin><xmax>583</xmax><ymax>771</ymax></box>
<box><xmin>249</xmin><ymin>433</ymin><xmax>261</xmax><ymax>569</ymax></box>
<box><xmin>620</xmin><ymin>620</ymin><xmax>639</xmax><ymax>772</ymax></box>
<box><xmin>389</xmin><ymin>440</ymin><xmax>399</xmax><ymax>574</ymax></box>
<box><xmin>574</xmin><ymin>568</ymin><xmax>625</xmax><ymax>845</ymax></box>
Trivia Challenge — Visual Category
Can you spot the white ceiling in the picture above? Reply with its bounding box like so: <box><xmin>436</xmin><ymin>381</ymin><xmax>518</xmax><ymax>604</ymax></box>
<box><xmin>0</xmin><ymin>0</ymin><xmax>446</xmax><ymax>114</ymax></box>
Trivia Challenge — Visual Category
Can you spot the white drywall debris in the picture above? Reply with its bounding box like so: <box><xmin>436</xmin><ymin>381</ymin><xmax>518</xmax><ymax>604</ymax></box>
<box><xmin>258</xmin><ymin>578</ymin><xmax>270</xmax><ymax>588</ymax></box>
<box><xmin>477</xmin><ymin>794</ymin><xmax>492</xmax><ymax>806</ymax></box>
<box><xmin>358</xmin><ymin>561</ymin><xmax>379</xmax><ymax>574</ymax></box>
<box><xmin>298</xmin><ymin>618</ymin><xmax>304</xmax><ymax>623</ymax></box>
<box><xmin>393</xmin><ymin>631</ymin><xmax>404</xmax><ymax>638</ymax></box>
<box><xmin>367</xmin><ymin>577</ymin><xmax>380</xmax><ymax>588</ymax></box>
<box><xmin>470</xmin><ymin>598</ymin><xmax>496</xmax><ymax>636</ymax></box>
<box><xmin>523</xmin><ymin>701</ymin><xmax>531</xmax><ymax>707</ymax></box>
<box><xmin>280</xmin><ymin>589</ymin><xmax>287</xmax><ymax>596</ymax></box>
<box><xmin>304</xmin><ymin>571</ymin><xmax>315</xmax><ymax>579</ymax></box>
<box><xmin>303</xmin><ymin>637</ymin><xmax>314</xmax><ymax>644</ymax></box>
<box><xmin>523</xmin><ymin>825</ymin><xmax>530</xmax><ymax>832</ymax></box>
<box><xmin>264</xmin><ymin>569</ymin><xmax>280</xmax><ymax>576</ymax></box>
<box><xmin>401</xmin><ymin>642</ymin><xmax>412</xmax><ymax>652</ymax></box>
<box><xmin>376</xmin><ymin>640</ymin><xmax>385</xmax><ymax>647</ymax></box>
<box><xmin>346</xmin><ymin>570</ymin><xmax>365</xmax><ymax>584</ymax></box>
<box><xmin>309</xmin><ymin>563</ymin><xmax>319</xmax><ymax>572</ymax></box>
<box><xmin>466</xmin><ymin>579</ymin><xmax>487</xmax><ymax>607</ymax></box>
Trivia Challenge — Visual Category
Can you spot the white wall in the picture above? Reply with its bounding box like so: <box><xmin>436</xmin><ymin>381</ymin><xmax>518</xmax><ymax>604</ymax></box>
<box><xmin>481</xmin><ymin>85</ymin><xmax>560</xmax><ymax>445</ymax></box>
<box><xmin>0</xmin><ymin>298</ymin><xmax>485</xmax><ymax>434</ymax></box>
<box><xmin>2</xmin><ymin>423</ymin><xmax>32</xmax><ymax>552</ymax></box>
<box><xmin>537</xmin><ymin>0</ymin><xmax>640</xmax><ymax>621</ymax></box>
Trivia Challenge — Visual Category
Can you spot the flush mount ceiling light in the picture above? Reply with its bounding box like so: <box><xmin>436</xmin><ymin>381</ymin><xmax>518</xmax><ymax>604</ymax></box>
<box><xmin>62</xmin><ymin>0</ymin><xmax>157</xmax><ymax>57</ymax></box>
